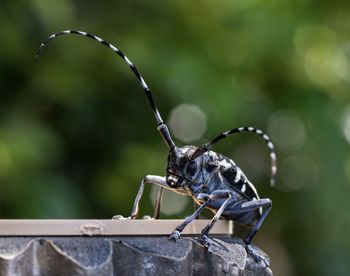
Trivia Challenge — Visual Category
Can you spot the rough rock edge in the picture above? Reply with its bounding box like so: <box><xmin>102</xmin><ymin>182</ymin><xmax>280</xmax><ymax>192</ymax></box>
<box><xmin>0</xmin><ymin>236</ymin><xmax>272</xmax><ymax>275</ymax></box>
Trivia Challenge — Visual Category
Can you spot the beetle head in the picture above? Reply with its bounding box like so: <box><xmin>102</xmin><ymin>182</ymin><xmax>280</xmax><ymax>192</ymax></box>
<box><xmin>166</xmin><ymin>146</ymin><xmax>201</xmax><ymax>187</ymax></box>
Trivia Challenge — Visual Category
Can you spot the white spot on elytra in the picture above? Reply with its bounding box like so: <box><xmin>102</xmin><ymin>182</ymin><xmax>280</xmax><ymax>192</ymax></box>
<box><xmin>241</xmin><ymin>184</ymin><xmax>246</xmax><ymax>193</ymax></box>
<box><xmin>235</xmin><ymin>168</ymin><xmax>242</xmax><ymax>182</ymax></box>
<box><xmin>219</xmin><ymin>159</ymin><xmax>231</xmax><ymax>168</ymax></box>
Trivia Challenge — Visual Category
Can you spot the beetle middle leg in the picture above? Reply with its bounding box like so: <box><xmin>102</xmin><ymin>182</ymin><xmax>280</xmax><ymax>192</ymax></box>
<box><xmin>200</xmin><ymin>190</ymin><xmax>238</xmax><ymax>248</ymax></box>
<box><xmin>169</xmin><ymin>190</ymin><xmax>236</xmax><ymax>243</ymax></box>
<box><xmin>169</xmin><ymin>193</ymin><xmax>211</xmax><ymax>241</ymax></box>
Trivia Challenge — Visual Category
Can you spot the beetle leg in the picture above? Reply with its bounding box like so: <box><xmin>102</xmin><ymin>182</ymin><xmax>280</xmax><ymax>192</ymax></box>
<box><xmin>129</xmin><ymin>175</ymin><xmax>170</xmax><ymax>219</ymax></box>
<box><xmin>169</xmin><ymin>193</ymin><xmax>210</xmax><ymax>241</ymax></box>
<box><xmin>200</xmin><ymin>190</ymin><xmax>237</xmax><ymax>249</ymax></box>
<box><xmin>153</xmin><ymin>187</ymin><xmax>164</xmax><ymax>219</ymax></box>
<box><xmin>240</xmin><ymin>198</ymin><xmax>272</xmax><ymax>267</ymax></box>
<box><xmin>240</xmin><ymin>198</ymin><xmax>272</xmax><ymax>245</ymax></box>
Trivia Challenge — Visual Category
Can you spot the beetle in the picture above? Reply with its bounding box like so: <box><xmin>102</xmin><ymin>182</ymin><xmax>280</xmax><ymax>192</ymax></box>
<box><xmin>36</xmin><ymin>30</ymin><xmax>277</xmax><ymax>266</ymax></box>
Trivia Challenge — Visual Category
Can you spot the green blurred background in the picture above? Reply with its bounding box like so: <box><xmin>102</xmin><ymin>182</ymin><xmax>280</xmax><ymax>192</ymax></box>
<box><xmin>1</xmin><ymin>0</ymin><xmax>350</xmax><ymax>275</ymax></box>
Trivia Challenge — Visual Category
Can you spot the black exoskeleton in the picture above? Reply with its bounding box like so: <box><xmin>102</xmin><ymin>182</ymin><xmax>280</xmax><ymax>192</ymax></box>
<box><xmin>36</xmin><ymin>30</ymin><xmax>277</xmax><ymax>267</ymax></box>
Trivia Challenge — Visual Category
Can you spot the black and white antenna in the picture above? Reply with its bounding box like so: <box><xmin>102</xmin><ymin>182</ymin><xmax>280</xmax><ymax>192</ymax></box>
<box><xmin>191</xmin><ymin>127</ymin><xmax>277</xmax><ymax>186</ymax></box>
<box><xmin>36</xmin><ymin>30</ymin><xmax>176</xmax><ymax>150</ymax></box>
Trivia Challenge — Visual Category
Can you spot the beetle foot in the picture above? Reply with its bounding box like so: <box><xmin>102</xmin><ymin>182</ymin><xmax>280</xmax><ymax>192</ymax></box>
<box><xmin>169</xmin><ymin>230</ymin><xmax>181</xmax><ymax>241</ymax></box>
<box><xmin>201</xmin><ymin>235</ymin><xmax>213</xmax><ymax>251</ymax></box>
<box><xmin>112</xmin><ymin>215</ymin><xmax>131</xmax><ymax>220</ymax></box>
<box><xmin>245</xmin><ymin>244</ymin><xmax>270</xmax><ymax>268</ymax></box>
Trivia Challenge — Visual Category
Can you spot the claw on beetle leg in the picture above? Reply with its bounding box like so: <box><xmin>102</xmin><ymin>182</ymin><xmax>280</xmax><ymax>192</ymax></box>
<box><xmin>169</xmin><ymin>230</ymin><xmax>181</xmax><ymax>241</ymax></box>
<box><xmin>200</xmin><ymin>235</ymin><xmax>214</xmax><ymax>251</ymax></box>
<box><xmin>112</xmin><ymin>215</ymin><xmax>131</xmax><ymax>220</ymax></box>
<box><xmin>245</xmin><ymin>244</ymin><xmax>270</xmax><ymax>268</ymax></box>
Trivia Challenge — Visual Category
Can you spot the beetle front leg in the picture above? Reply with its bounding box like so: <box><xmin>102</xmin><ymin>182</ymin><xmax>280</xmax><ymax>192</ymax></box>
<box><xmin>153</xmin><ymin>187</ymin><xmax>164</xmax><ymax>219</ymax></box>
<box><xmin>130</xmin><ymin>175</ymin><xmax>170</xmax><ymax>219</ymax></box>
<box><xmin>169</xmin><ymin>191</ymin><xmax>236</xmax><ymax>243</ymax></box>
<box><xmin>169</xmin><ymin>193</ymin><xmax>210</xmax><ymax>241</ymax></box>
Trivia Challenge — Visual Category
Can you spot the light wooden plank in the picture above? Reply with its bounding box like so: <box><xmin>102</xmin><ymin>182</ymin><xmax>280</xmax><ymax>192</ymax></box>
<box><xmin>0</xmin><ymin>219</ymin><xmax>233</xmax><ymax>236</ymax></box>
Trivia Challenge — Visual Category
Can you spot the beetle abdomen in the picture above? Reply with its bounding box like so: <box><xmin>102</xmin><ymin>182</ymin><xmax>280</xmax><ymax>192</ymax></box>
<box><xmin>222</xmin><ymin>203</ymin><xmax>260</xmax><ymax>226</ymax></box>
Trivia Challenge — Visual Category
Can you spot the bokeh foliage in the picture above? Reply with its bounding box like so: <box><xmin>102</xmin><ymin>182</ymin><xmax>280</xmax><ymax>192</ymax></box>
<box><xmin>1</xmin><ymin>0</ymin><xmax>350</xmax><ymax>275</ymax></box>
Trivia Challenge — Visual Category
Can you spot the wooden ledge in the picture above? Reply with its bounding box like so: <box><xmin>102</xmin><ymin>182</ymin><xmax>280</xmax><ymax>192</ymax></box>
<box><xmin>0</xmin><ymin>219</ymin><xmax>233</xmax><ymax>236</ymax></box>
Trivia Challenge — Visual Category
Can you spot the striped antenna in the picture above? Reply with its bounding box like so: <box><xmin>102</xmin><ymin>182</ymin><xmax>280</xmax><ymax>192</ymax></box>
<box><xmin>36</xmin><ymin>30</ymin><xmax>176</xmax><ymax>150</ymax></box>
<box><xmin>191</xmin><ymin>127</ymin><xmax>277</xmax><ymax>187</ymax></box>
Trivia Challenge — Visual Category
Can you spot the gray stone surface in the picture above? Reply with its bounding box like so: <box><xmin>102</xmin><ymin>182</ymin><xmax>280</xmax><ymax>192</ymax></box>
<box><xmin>0</xmin><ymin>236</ymin><xmax>272</xmax><ymax>275</ymax></box>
